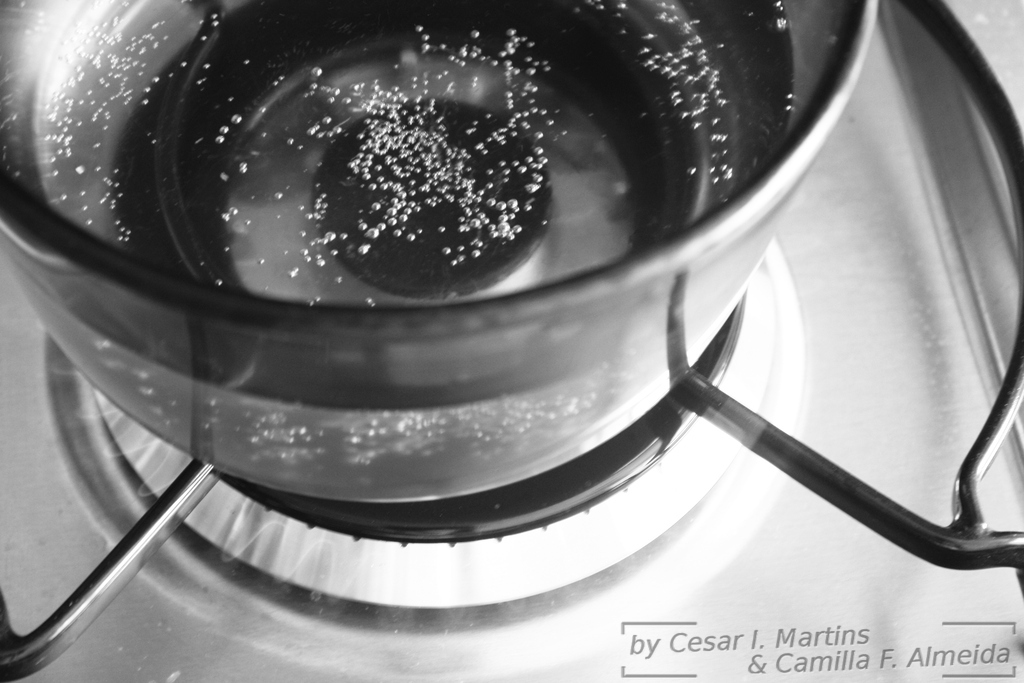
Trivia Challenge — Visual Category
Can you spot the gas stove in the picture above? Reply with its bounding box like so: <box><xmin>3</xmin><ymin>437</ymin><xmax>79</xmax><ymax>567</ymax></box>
<box><xmin>4</xmin><ymin>0</ymin><xmax>1024</xmax><ymax>681</ymax></box>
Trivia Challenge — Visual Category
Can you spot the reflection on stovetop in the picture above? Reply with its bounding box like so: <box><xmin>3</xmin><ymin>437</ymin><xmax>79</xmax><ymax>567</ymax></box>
<box><xmin>4</xmin><ymin>1</ymin><xmax>1024</xmax><ymax>681</ymax></box>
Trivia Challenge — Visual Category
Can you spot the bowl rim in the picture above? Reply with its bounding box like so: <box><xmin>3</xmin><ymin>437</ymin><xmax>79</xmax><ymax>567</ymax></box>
<box><xmin>0</xmin><ymin>0</ymin><xmax>877</xmax><ymax>327</ymax></box>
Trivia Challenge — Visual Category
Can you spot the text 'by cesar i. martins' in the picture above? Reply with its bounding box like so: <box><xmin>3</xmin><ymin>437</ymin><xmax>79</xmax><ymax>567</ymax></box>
<box><xmin>620</xmin><ymin>620</ymin><xmax>1017</xmax><ymax>678</ymax></box>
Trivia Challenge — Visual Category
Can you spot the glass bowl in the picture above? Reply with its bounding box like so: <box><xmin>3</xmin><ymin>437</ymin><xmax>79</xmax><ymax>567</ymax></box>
<box><xmin>0</xmin><ymin>0</ymin><xmax>874</xmax><ymax>500</ymax></box>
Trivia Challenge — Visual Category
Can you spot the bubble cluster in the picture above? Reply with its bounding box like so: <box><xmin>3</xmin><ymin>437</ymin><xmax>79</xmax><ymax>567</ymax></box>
<box><xmin>37</xmin><ymin>0</ymin><xmax>201</xmax><ymax>242</ymax></box>
<box><xmin>638</xmin><ymin>20</ymin><xmax>732</xmax><ymax>184</ymax></box>
<box><xmin>313</xmin><ymin>28</ymin><xmax>551</xmax><ymax>279</ymax></box>
<box><xmin>324</xmin><ymin>92</ymin><xmax>544</xmax><ymax>256</ymax></box>
<box><xmin>577</xmin><ymin>0</ymin><xmax>737</xmax><ymax>188</ymax></box>
<box><xmin>770</xmin><ymin>0</ymin><xmax>789</xmax><ymax>32</ymax></box>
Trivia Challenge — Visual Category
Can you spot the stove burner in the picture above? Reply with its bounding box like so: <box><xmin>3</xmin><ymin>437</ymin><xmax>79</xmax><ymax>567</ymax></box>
<box><xmin>50</xmin><ymin>244</ymin><xmax>804</xmax><ymax>606</ymax></box>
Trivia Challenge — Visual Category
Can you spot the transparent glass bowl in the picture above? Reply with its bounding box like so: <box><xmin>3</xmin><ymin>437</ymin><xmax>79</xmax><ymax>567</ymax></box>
<box><xmin>0</xmin><ymin>0</ymin><xmax>874</xmax><ymax>500</ymax></box>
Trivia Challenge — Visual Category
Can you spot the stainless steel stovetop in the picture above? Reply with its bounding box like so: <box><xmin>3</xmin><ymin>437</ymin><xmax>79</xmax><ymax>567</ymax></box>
<box><xmin>5</xmin><ymin>1</ymin><xmax>1024</xmax><ymax>681</ymax></box>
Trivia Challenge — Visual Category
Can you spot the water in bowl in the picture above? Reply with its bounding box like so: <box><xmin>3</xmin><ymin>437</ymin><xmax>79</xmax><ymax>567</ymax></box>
<box><xmin>31</xmin><ymin>0</ymin><xmax>743</xmax><ymax>306</ymax></box>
